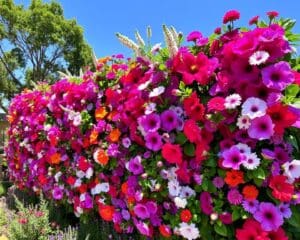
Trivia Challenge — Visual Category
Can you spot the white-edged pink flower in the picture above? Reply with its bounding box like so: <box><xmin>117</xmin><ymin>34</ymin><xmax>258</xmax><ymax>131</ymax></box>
<box><xmin>178</xmin><ymin>222</ymin><xmax>200</xmax><ymax>240</ymax></box>
<box><xmin>242</xmin><ymin>152</ymin><xmax>261</xmax><ymax>170</ymax></box>
<box><xmin>282</xmin><ymin>160</ymin><xmax>300</xmax><ymax>183</ymax></box>
<box><xmin>242</xmin><ymin>97</ymin><xmax>267</xmax><ymax>119</ymax></box>
<box><xmin>237</xmin><ymin>115</ymin><xmax>251</xmax><ymax>129</ymax></box>
<box><xmin>249</xmin><ymin>51</ymin><xmax>270</xmax><ymax>65</ymax></box>
<box><xmin>224</xmin><ymin>94</ymin><xmax>242</xmax><ymax>109</ymax></box>
<box><xmin>149</xmin><ymin>86</ymin><xmax>165</xmax><ymax>97</ymax></box>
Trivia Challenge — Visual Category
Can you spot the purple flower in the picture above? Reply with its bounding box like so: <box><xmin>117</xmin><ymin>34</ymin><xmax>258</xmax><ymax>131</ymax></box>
<box><xmin>135</xmin><ymin>220</ymin><xmax>151</xmax><ymax>237</ymax></box>
<box><xmin>213</xmin><ymin>176</ymin><xmax>225</xmax><ymax>188</ymax></box>
<box><xmin>254</xmin><ymin>202</ymin><xmax>284</xmax><ymax>231</ymax></box>
<box><xmin>121</xmin><ymin>209</ymin><xmax>130</xmax><ymax>220</ymax></box>
<box><xmin>52</xmin><ymin>186</ymin><xmax>63</xmax><ymax>200</ymax></box>
<box><xmin>242</xmin><ymin>200</ymin><xmax>259</xmax><ymax>214</ymax></box>
<box><xmin>107</xmin><ymin>143</ymin><xmax>119</xmax><ymax>157</ymax></box>
<box><xmin>222</xmin><ymin>146</ymin><xmax>246</xmax><ymax>170</ymax></box>
<box><xmin>161</xmin><ymin>109</ymin><xmax>178</xmax><ymax>132</ymax></box>
<box><xmin>138</xmin><ymin>113</ymin><xmax>161</xmax><ymax>132</ymax></box>
<box><xmin>145</xmin><ymin>132</ymin><xmax>163</xmax><ymax>151</ymax></box>
<box><xmin>261</xmin><ymin>61</ymin><xmax>294</xmax><ymax>91</ymax></box>
<box><xmin>127</xmin><ymin>156</ymin><xmax>144</xmax><ymax>175</ymax></box>
<box><xmin>122</xmin><ymin>137</ymin><xmax>131</xmax><ymax>148</ymax></box>
<box><xmin>227</xmin><ymin>188</ymin><xmax>243</xmax><ymax>205</ymax></box>
<box><xmin>134</xmin><ymin>204</ymin><xmax>150</xmax><ymax>219</ymax></box>
<box><xmin>200</xmin><ymin>191</ymin><xmax>213</xmax><ymax>215</ymax></box>
<box><xmin>248</xmin><ymin>115</ymin><xmax>274</xmax><ymax>140</ymax></box>
<box><xmin>278</xmin><ymin>203</ymin><xmax>292</xmax><ymax>219</ymax></box>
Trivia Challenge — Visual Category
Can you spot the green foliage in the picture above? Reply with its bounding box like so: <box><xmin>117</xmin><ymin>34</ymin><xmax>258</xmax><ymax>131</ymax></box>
<box><xmin>0</xmin><ymin>207</ymin><xmax>7</xmax><ymax>228</ymax></box>
<box><xmin>8</xmin><ymin>194</ymin><xmax>53</xmax><ymax>240</ymax></box>
<box><xmin>0</xmin><ymin>0</ymin><xmax>92</xmax><ymax>112</ymax></box>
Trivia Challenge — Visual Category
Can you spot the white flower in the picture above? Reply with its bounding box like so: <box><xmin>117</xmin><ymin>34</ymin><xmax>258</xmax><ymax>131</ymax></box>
<box><xmin>145</xmin><ymin>102</ymin><xmax>156</xmax><ymax>114</ymax></box>
<box><xmin>282</xmin><ymin>160</ymin><xmax>300</xmax><ymax>183</ymax></box>
<box><xmin>249</xmin><ymin>51</ymin><xmax>270</xmax><ymax>65</ymax></box>
<box><xmin>241</xmin><ymin>97</ymin><xmax>267</xmax><ymax>119</ymax></box>
<box><xmin>74</xmin><ymin>179</ymin><xmax>82</xmax><ymax>187</ymax></box>
<box><xmin>138</xmin><ymin>80</ymin><xmax>151</xmax><ymax>91</ymax></box>
<box><xmin>236</xmin><ymin>143</ymin><xmax>252</xmax><ymax>155</ymax></box>
<box><xmin>149</xmin><ymin>86</ymin><xmax>165</xmax><ymax>98</ymax></box>
<box><xmin>91</xmin><ymin>182</ymin><xmax>110</xmax><ymax>195</ymax></box>
<box><xmin>180</xmin><ymin>186</ymin><xmax>196</xmax><ymax>198</ymax></box>
<box><xmin>151</xmin><ymin>43</ymin><xmax>162</xmax><ymax>53</ymax></box>
<box><xmin>85</xmin><ymin>167</ymin><xmax>93</xmax><ymax>179</ymax></box>
<box><xmin>54</xmin><ymin>172</ymin><xmax>62</xmax><ymax>182</ymax></box>
<box><xmin>242</xmin><ymin>153</ymin><xmax>261</xmax><ymax>170</ymax></box>
<box><xmin>178</xmin><ymin>222</ymin><xmax>200</xmax><ymax>240</ymax></box>
<box><xmin>224</xmin><ymin>94</ymin><xmax>242</xmax><ymax>109</ymax></box>
<box><xmin>168</xmin><ymin>180</ymin><xmax>181</xmax><ymax>197</ymax></box>
<box><xmin>174</xmin><ymin>197</ymin><xmax>187</xmax><ymax>208</ymax></box>
<box><xmin>76</xmin><ymin>170</ymin><xmax>85</xmax><ymax>179</ymax></box>
<box><xmin>237</xmin><ymin>115</ymin><xmax>251</xmax><ymax>129</ymax></box>
<box><xmin>80</xmin><ymin>193</ymin><xmax>86</xmax><ymax>202</ymax></box>
<box><xmin>73</xmin><ymin>113</ymin><xmax>82</xmax><ymax>126</ymax></box>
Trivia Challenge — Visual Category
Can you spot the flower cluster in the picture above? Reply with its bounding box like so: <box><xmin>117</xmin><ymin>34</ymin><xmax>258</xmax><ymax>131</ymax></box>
<box><xmin>5</xmin><ymin>11</ymin><xmax>300</xmax><ymax>239</ymax></box>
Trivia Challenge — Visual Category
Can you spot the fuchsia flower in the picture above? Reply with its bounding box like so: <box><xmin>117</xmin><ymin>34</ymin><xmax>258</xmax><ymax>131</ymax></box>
<box><xmin>248</xmin><ymin>115</ymin><xmax>274</xmax><ymax>140</ymax></box>
<box><xmin>223</xmin><ymin>10</ymin><xmax>240</xmax><ymax>24</ymax></box>
<box><xmin>222</xmin><ymin>146</ymin><xmax>246</xmax><ymax>170</ymax></box>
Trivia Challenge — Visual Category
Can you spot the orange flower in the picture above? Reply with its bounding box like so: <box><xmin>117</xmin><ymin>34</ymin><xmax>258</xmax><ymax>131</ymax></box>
<box><xmin>95</xmin><ymin>107</ymin><xmax>108</xmax><ymax>120</ymax></box>
<box><xmin>98</xmin><ymin>205</ymin><xmax>115</xmax><ymax>221</ymax></box>
<box><xmin>121</xmin><ymin>182</ymin><xmax>128</xmax><ymax>194</ymax></box>
<box><xmin>49</xmin><ymin>153</ymin><xmax>61</xmax><ymax>165</ymax></box>
<box><xmin>109</xmin><ymin>128</ymin><xmax>121</xmax><ymax>142</ymax></box>
<box><xmin>107</xmin><ymin>110</ymin><xmax>117</xmax><ymax>121</ymax></box>
<box><xmin>94</xmin><ymin>149</ymin><xmax>109</xmax><ymax>166</ymax></box>
<box><xmin>224</xmin><ymin>170</ymin><xmax>244</xmax><ymax>187</ymax></box>
<box><xmin>89</xmin><ymin>129</ymin><xmax>99</xmax><ymax>144</ymax></box>
<box><xmin>242</xmin><ymin>185</ymin><xmax>259</xmax><ymax>200</ymax></box>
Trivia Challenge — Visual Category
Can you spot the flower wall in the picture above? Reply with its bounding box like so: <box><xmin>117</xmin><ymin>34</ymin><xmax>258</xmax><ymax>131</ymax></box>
<box><xmin>5</xmin><ymin>11</ymin><xmax>300</xmax><ymax>239</ymax></box>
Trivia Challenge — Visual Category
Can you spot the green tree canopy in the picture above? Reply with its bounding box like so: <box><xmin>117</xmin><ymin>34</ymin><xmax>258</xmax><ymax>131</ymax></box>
<box><xmin>0</xmin><ymin>0</ymin><xmax>93</xmax><ymax>112</ymax></box>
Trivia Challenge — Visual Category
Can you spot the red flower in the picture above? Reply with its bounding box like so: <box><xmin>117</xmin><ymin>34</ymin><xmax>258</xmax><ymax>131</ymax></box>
<box><xmin>159</xmin><ymin>225</ymin><xmax>172</xmax><ymax>238</ymax></box>
<box><xmin>183</xmin><ymin>92</ymin><xmax>205</xmax><ymax>121</ymax></box>
<box><xmin>219</xmin><ymin>212</ymin><xmax>232</xmax><ymax>225</ymax></box>
<box><xmin>183</xmin><ymin>119</ymin><xmax>201</xmax><ymax>143</ymax></box>
<box><xmin>269</xmin><ymin>175</ymin><xmax>294</xmax><ymax>202</ymax></box>
<box><xmin>267</xmin><ymin>227</ymin><xmax>288</xmax><ymax>240</ymax></box>
<box><xmin>267</xmin><ymin>11</ymin><xmax>279</xmax><ymax>18</ymax></box>
<box><xmin>78</xmin><ymin>156</ymin><xmax>90</xmax><ymax>171</ymax></box>
<box><xmin>180</xmin><ymin>209</ymin><xmax>192</xmax><ymax>222</ymax></box>
<box><xmin>207</xmin><ymin>96</ymin><xmax>225</xmax><ymax>112</ymax></box>
<box><xmin>249</xmin><ymin>15</ymin><xmax>259</xmax><ymax>25</ymax></box>
<box><xmin>236</xmin><ymin>219</ymin><xmax>269</xmax><ymax>240</ymax></box>
<box><xmin>195</xmin><ymin>143</ymin><xmax>208</xmax><ymax>163</ymax></box>
<box><xmin>98</xmin><ymin>204</ymin><xmax>115</xmax><ymax>221</ymax></box>
<box><xmin>214</xmin><ymin>27</ymin><xmax>221</xmax><ymax>35</ymax></box>
<box><xmin>223</xmin><ymin>10</ymin><xmax>240</xmax><ymax>24</ymax></box>
<box><xmin>173</xmin><ymin>50</ymin><xmax>213</xmax><ymax>85</ymax></box>
<box><xmin>176</xmin><ymin>161</ymin><xmax>191</xmax><ymax>184</ymax></box>
<box><xmin>267</xmin><ymin>103</ymin><xmax>297</xmax><ymax>135</ymax></box>
<box><xmin>293</xmin><ymin>70</ymin><xmax>300</xmax><ymax>85</ymax></box>
<box><xmin>162</xmin><ymin>143</ymin><xmax>183</xmax><ymax>165</ymax></box>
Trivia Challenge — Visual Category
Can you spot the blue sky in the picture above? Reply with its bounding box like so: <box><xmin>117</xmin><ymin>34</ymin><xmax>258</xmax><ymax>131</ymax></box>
<box><xmin>14</xmin><ymin>0</ymin><xmax>300</xmax><ymax>57</ymax></box>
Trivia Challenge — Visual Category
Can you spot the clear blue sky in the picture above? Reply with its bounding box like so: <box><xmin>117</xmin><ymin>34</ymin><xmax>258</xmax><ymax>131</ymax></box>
<box><xmin>15</xmin><ymin>0</ymin><xmax>300</xmax><ymax>58</ymax></box>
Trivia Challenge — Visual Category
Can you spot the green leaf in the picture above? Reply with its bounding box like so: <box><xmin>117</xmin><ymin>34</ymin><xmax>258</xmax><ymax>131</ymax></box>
<box><xmin>288</xmin><ymin>205</ymin><xmax>300</xmax><ymax>228</ymax></box>
<box><xmin>184</xmin><ymin>143</ymin><xmax>195</xmax><ymax>157</ymax></box>
<box><xmin>175</xmin><ymin>132</ymin><xmax>187</xmax><ymax>145</ymax></box>
<box><xmin>253</xmin><ymin>168</ymin><xmax>266</xmax><ymax>180</ymax></box>
<box><xmin>232</xmin><ymin>208</ymin><xmax>240</xmax><ymax>221</ymax></box>
<box><xmin>214</xmin><ymin>223</ymin><xmax>228</xmax><ymax>237</ymax></box>
<box><xmin>285</xmin><ymin>84</ymin><xmax>299</xmax><ymax>98</ymax></box>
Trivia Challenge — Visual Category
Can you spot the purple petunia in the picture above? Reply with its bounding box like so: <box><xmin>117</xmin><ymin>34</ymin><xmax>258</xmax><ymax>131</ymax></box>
<box><xmin>222</xmin><ymin>146</ymin><xmax>246</xmax><ymax>170</ymax></box>
<box><xmin>248</xmin><ymin>115</ymin><xmax>274</xmax><ymax>140</ymax></box>
<box><xmin>161</xmin><ymin>109</ymin><xmax>178</xmax><ymax>132</ymax></box>
<box><xmin>127</xmin><ymin>156</ymin><xmax>144</xmax><ymax>175</ymax></box>
<box><xmin>134</xmin><ymin>204</ymin><xmax>150</xmax><ymax>219</ymax></box>
<box><xmin>254</xmin><ymin>202</ymin><xmax>284</xmax><ymax>231</ymax></box>
<box><xmin>278</xmin><ymin>203</ymin><xmax>292</xmax><ymax>219</ymax></box>
<box><xmin>145</xmin><ymin>132</ymin><xmax>163</xmax><ymax>151</ymax></box>
<box><xmin>261</xmin><ymin>61</ymin><xmax>294</xmax><ymax>91</ymax></box>
<box><xmin>52</xmin><ymin>186</ymin><xmax>63</xmax><ymax>200</ymax></box>
<box><xmin>242</xmin><ymin>200</ymin><xmax>259</xmax><ymax>214</ymax></box>
<box><xmin>138</xmin><ymin>113</ymin><xmax>161</xmax><ymax>132</ymax></box>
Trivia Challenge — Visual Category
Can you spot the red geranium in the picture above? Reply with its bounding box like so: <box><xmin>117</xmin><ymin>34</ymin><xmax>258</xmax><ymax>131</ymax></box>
<box><xmin>180</xmin><ymin>209</ymin><xmax>192</xmax><ymax>222</ymax></box>
<box><xmin>223</xmin><ymin>10</ymin><xmax>240</xmax><ymax>24</ymax></box>
<box><xmin>269</xmin><ymin>175</ymin><xmax>294</xmax><ymax>202</ymax></box>
<box><xmin>183</xmin><ymin>119</ymin><xmax>201</xmax><ymax>143</ymax></box>
<box><xmin>236</xmin><ymin>219</ymin><xmax>269</xmax><ymax>240</ymax></box>
<box><xmin>183</xmin><ymin>92</ymin><xmax>205</xmax><ymax>121</ymax></box>
<box><xmin>98</xmin><ymin>204</ymin><xmax>115</xmax><ymax>221</ymax></box>
<box><xmin>267</xmin><ymin>103</ymin><xmax>297</xmax><ymax>135</ymax></box>
<box><xmin>162</xmin><ymin>143</ymin><xmax>183</xmax><ymax>165</ymax></box>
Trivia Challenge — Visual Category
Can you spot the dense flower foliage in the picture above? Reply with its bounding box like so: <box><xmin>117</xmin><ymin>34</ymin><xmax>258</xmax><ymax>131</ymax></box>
<box><xmin>5</xmin><ymin>11</ymin><xmax>300</xmax><ymax>239</ymax></box>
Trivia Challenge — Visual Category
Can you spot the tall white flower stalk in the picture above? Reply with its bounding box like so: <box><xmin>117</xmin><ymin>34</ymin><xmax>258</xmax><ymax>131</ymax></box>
<box><xmin>163</xmin><ymin>25</ymin><xmax>178</xmax><ymax>57</ymax></box>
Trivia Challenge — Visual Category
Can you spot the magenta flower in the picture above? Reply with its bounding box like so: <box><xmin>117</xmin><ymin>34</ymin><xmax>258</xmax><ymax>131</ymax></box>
<box><xmin>52</xmin><ymin>186</ymin><xmax>63</xmax><ymax>200</ymax></box>
<box><xmin>254</xmin><ymin>202</ymin><xmax>284</xmax><ymax>231</ymax></box>
<box><xmin>261</xmin><ymin>61</ymin><xmax>294</xmax><ymax>91</ymax></box>
<box><xmin>134</xmin><ymin>204</ymin><xmax>150</xmax><ymax>219</ymax></box>
<box><xmin>187</xmin><ymin>31</ymin><xmax>203</xmax><ymax>42</ymax></box>
<box><xmin>145</xmin><ymin>132</ymin><xmax>163</xmax><ymax>151</ymax></box>
<box><xmin>200</xmin><ymin>191</ymin><xmax>213</xmax><ymax>215</ymax></box>
<box><xmin>160</xmin><ymin>109</ymin><xmax>178</xmax><ymax>132</ymax></box>
<box><xmin>248</xmin><ymin>115</ymin><xmax>274</xmax><ymax>140</ymax></box>
<box><xmin>227</xmin><ymin>188</ymin><xmax>243</xmax><ymax>205</ymax></box>
<box><xmin>222</xmin><ymin>146</ymin><xmax>246</xmax><ymax>170</ymax></box>
<box><xmin>127</xmin><ymin>156</ymin><xmax>144</xmax><ymax>175</ymax></box>
<box><xmin>138</xmin><ymin>113</ymin><xmax>161</xmax><ymax>132</ymax></box>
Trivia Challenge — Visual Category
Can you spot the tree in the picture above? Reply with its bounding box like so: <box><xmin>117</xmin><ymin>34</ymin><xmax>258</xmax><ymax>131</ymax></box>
<box><xmin>0</xmin><ymin>0</ymin><xmax>93</xmax><ymax>112</ymax></box>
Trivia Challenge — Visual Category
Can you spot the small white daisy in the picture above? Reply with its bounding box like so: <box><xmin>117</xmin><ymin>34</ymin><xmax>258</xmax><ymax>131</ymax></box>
<box><xmin>249</xmin><ymin>51</ymin><xmax>270</xmax><ymax>66</ymax></box>
<box><xmin>149</xmin><ymin>86</ymin><xmax>165</xmax><ymax>98</ymax></box>
<box><xmin>242</xmin><ymin>152</ymin><xmax>261</xmax><ymax>170</ymax></box>
<box><xmin>237</xmin><ymin>115</ymin><xmax>251</xmax><ymax>129</ymax></box>
<box><xmin>224</xmin><ymin>93</ymin><xmax>242</xmax><ymax>109</ymax></box>
<box><xmin>178</xmin><ymin>222</ymin><xmax>200</xmax><ymax>240</ymax></box>
<box><xmin>236</xmin><ymin>143</ymin><xmax>252</xmax><ymax>155</ymax></box>
<box><xmin>241</xmin><ymin>97</ymin><xmax>267</xmax><ymax>119</ymax></box>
